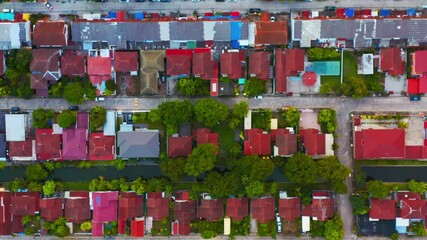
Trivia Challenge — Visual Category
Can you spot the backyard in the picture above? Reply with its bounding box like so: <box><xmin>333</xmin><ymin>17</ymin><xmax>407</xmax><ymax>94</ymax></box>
<box><xmin>212</xmin><ymin>123</ymin><xmax>239</xmax><ymax>164</ymax></box>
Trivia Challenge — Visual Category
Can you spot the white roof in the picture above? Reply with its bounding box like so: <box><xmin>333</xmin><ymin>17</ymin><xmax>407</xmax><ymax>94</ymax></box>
<box><xmin>396</xmin><ymin>217</ymin><xmax>410</xmax><ymax>227</ymax></box>
<box><xmin>302</xmin><ymin>216</ymin><xmax>310</xmax><ymax>233</ymax></box>
<box><xmin>244</xmin><ymin>110</ymin><xmax>252</xmax><ymax>130</ymax></box>
<box><xmin>5</xmin><ymin>114</ymin><xmax>26</xmax><ymax>141</ymax></box>
<box><xmin>103</xmin><ymin>111</ymin><xmax>116</xmax><ymax>136</ymax></box>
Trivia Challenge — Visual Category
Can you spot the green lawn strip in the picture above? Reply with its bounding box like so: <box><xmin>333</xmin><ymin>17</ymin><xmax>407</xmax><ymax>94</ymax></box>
<box><xmin>321</xmin><ymin>75</ymin><xmax>341</xmax><ymax>91</ymax></box>
<box><xmin>62</xmin><ymin>182</ymin><xmax>90</xmax><ymax>190</ymax></box>
<box><xmin>212</xmin><ymin>123</ymin><xmax>237</xmax><ymax>165</ymax></box>
<box><xmin>355</xmin><ymin>160</ymin><xmax>427</xmax><ymax>167</ymax></box>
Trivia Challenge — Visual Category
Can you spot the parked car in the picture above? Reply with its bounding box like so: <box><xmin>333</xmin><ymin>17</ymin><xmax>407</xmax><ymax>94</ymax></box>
<box><xmin>44</xmin><ymin>1</ymin><xmax>53</xmax><ymax>10</ymax></box>
<box><xmin>276</xmin><ymin>213</ymin><xmax>282</xmax><ymax>233</ymax></box>
<box><xmin>249</xmin><ymin>8</ymin><xmax>261</xmax><ymax>14</ymax></box>
<box><xmin>410</xmin><ymin>95</ymin><xmax>421</xmax><ymax>101</ymax></box>
<box><xmin>95</xmin><ymin>97</ymin><xmax>105</xmax><ymax>101</ymax></box>
<box><xmin>10</xmin><ymin>107</ymin><xmax>20</xmax><ymax>113</ymax></box>
<box><xmin>69</xmin><ymin>106</ymin><xmax>79</xmax><ymax>111</ymax></box>
<box><xmin>135</xmin><ymin>0</ymin><xmax>145</xmax><ymax>2</ymax></box>
<box><xmin>2</xmin><ymin>9</ymin><xmax>14</xmax><ymax>13</ymax></box>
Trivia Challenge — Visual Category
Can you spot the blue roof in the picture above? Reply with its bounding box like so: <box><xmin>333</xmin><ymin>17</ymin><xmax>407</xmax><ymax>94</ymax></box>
<box><xmin>108</xmin><ymin>12</ymin><xmax>117</xmax><ymax>19</ymax></box>
<box><xmin>202</xmin><ymin>16</ymin><xmax>234</xmax><ymax>21</ymax></box>
<box><xmin>379</xmin><ymin>9</ymin><xmax>391</xmax><ymax>17</ymax></box>
<box><xmin>231</xmin><ymin>40</ymin><xmax>239</xmax><ymax>49</ymax></box>
<box><xmin>135</xmin><ymin>12</ymin><xmax>144</xmax><ymax>20</ymax></box>
<box><xmin>345</xmin><ymin>8</ymin><xmax>354</xmax><ymax>18</ymax></box>
<box><xmin>0</xmin><ymin>13</ymin><xmax>14</xmax><ymax>21</ymax></box>
<box><xmin>407</xmin><ymin>8</ymin><xmax>416</xmax><ymax>16</ymax></box>
<box><xmin>230</xmin><ymin>22</ymin><xmax>242</xmax><ymax>41</ymax></box>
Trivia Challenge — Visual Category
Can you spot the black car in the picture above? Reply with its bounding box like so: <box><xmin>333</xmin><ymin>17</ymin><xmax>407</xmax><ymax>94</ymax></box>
<box><xmin>249</xmin><ymin>8</ymin><xmax>261</xmax><ymax>14</ymax></box>
<box><xmin>69</xmin><ymin>106</ymin><xmax>79</xmax><ymax>111</ymax></box>
<box><xmin>135</xmin><ymin>0</ymin><xmax>145</xmax><ymax>2</ymax></box>
<box><xmin>10</xmin><ymin>107</ymin><xmax>20</xmax><ymax>113</ymax></box>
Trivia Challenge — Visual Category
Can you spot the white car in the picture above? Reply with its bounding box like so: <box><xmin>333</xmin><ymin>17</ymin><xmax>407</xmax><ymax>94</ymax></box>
<box><xmin>44</xmin><ymin>1</ymin><xmax>53</xmax><ymax>10</ymax></box>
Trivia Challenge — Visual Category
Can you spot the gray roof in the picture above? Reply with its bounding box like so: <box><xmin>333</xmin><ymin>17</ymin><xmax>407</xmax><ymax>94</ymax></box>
<box><xmin>0</xmin><ymin>133</ymin><xmax>5</xmax><ymax>159</ymax></box>
<box><xmin>0</xmin><ymin>22</ymin><xmax>30</xmax><ymax>50</ymax></box>
<box><xmin>293</xmin><ymin>18</ymin><xmax>427</xmax><ymax>48</ymax></box>
<box><xmin>118</xmin><ymin>130</ymin><xmax>159</xmax><ymax>158</ymax></box>
<box><xmin>0</xmin><ymin>112</ymin><xmax>5</xmax><ymax>133</ymax></box>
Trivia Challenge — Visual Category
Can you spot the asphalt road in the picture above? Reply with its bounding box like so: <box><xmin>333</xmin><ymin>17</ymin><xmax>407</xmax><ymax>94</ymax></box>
<box><xmin>5</xmin><ymin>95</ymin><xmax>427</xmax><ymax>239</ymax></box>
<box><xmin>1</xmin><ymin>0</ymin><xmax>427</xmax><ymax>14</ymax></box>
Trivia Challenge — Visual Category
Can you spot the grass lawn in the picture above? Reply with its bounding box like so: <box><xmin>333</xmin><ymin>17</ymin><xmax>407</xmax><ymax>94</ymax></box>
<box><xmin>342</xmin><ymin>51</ymin><xmax>384</xmax><ymax>91</ymax></box>
<box><xmin>62</xmin><ymin>182</ymin><xmax>90</xmax><ymax>190</ymax></box>
<box><xmin>213</xmin><ymin>123</ymin><xmax>238</xmax><ymax>164</ymax></box>
<box><xmin>321</xmin><ymin>75</ymin><xmax>341</xmax><ymax>91</ymax></box>
<box><xmin>355</xmin><ymin>160</ymin><xmax>427</xmax><ymax>167</ymax></box>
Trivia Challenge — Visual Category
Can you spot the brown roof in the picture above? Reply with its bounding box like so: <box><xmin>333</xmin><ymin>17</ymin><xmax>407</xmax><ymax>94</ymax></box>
<box><xmin>226</xmin><ymin>197</ymin><xmax>249</xmax><ymax>221</ymax></box>
<box><xmin>271</xmin><ymin>129</ymin><xmax>297</xmax><ymax>156</ymax></box>
<box><xmin>220</xmin><ymin>51</ymin><xmax>243</xmax><ymax>79</ymax></box>
<box><xmin>279</xmin><ymin>197</ymin><xmax>301</xmax><ymax>221</ymax></box>
<box><xmin>174</xmin><ymin>200</ymin><xmax>197</xmax><ymax>223</ymax></box>
<box><xmin>30</xmin><ymin>49</ymin><xmax>61</xmax><ymax>90</ymax></box>
<box><xmin>115</xmin><ymin>51</ymin><xmax>139</xmax><ymax>72</ymax></box>
<box><xmin>140</xmin><ymin>69</ymin><xmax>159</xmax><ymax>95</ymax></box>
<box><xmin>9</xmin><ymin>139</ymin><xmax>33</xmax><ymax>157</ymax></box>
<box><xmin>118</xmin><ymin>192</ymin><xmax>144</xmax><ymax>221</ymax></box>
<box><xmin>40</xmin><ymin>198</ymin><xmax>63</xmax><ymax>221</ymax></box>
<box><xmin>60</xmin><ymin>52</ymin><xmax>86</xmax><ymax>76</ymax></box>
<box><xmin>146</xmin><ymin>192</ymin><xmax>170</xmax><ymax>221</ymax></box>
<box><xmin>251</xmin><ymin>197</ymin><xmax>275</xmax><ymax>223</ymax></box>
<box><xmin>193</xmin><ymin>51</ymin><xmax>215</xmax><ymax>79</ymax></box>
<box><xmin>255</xmin><ymin>21</ymin><xmax>288</xmax><ymax>45</ymax></box>
<box><xmin>249</xmin><ymin>51</ymin><xmax>270</xmax><ymax>80</ymax></box>
<box><xmin>33</xmin><ymin>21</ymin><xmax>67</xmax><ymax>46</ymax></box>
<box><xmin>65</xmin><ymin>196</ymin><xmax>90</xmax><ymax>223</ymax></box>
<box><xmin>140</xmin><ymin>50</ymin><xmax>165</xmax><ymax>71</ymax></box>
<box><xmin>197</xmin><ymin>199</ymin><xmax>224</xmax><ymax>222</ymax></box>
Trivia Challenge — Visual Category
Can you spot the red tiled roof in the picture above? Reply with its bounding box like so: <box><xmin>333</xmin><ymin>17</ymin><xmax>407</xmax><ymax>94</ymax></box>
<box><xmin>0</xmin><ymin>192</ymin><xmax>11</xmax><ymax>235</ymax></box>
<box><xmin>299</xmin><ymin>128</ymin><xmax>326</xmax><ymax>157</ymax></box>
<box><xmin>407</xmin><ymin>78</ymin><xmax>420</xmax><ymax>94</ymax></box>
<box><xmin>63</xmin><ymin>128</ymin><xmax>87</xmax><ymax>160</ymax></box>
<box><xmin>420</xmin><ymin>75</ymin><xmax>427</xmax><ymax>93</ymax></box>
<box><xmin>0</xmin><ymin>50</ymin><xmax>4</xmax><ymax>76</ymax></box>
<box><xmin>193</xmin><ymin>49</ymin><xmax>215</xmax><ymax>79</ymax></box>
<box><xmin>395</xmin><ymin>191</ymin><xmax>421</xmax><ymax>202</ymax></box>
<box><xmin>413</xmin><ymin>50</ymin><xmax>427</xmax><ymax>75</ymax></box>
<box><xmin>244</xmin><ymin>129</ymin><xmax>271</xmax><ymax>155</ymax></box>
<box><xmin>92</xmin><ymin>221</ymin><xmax>103</xmax><ymax>237</ymax></box>
<box><xmin>311</xmin><ymin>196</ymin><xmax>334</xmax><ymax>221</ymax></box>
<box><xmin>275</xmin><ymin>49</ymin><xmax>305</xmax><ymax>93</ymax></box>
<box><xmin>92</xmin><ymin>191</ymin><xmax>118</xmax><ymax>223</ymax></box>
<box><xmin>168</xmin><ymin>136</ymin><xmax>192</xmax><ymax>158</ymax></box>
<box><xmin>210</xmin><ymin>78</ymin><xmax>219</xmax><ymax>97</ymax></box>
<box><xmin>279</xmin><ymin>197</ymin><xmax>301</xmax><ymax>221</ymax></box>
<box><xmin>115</xmin><ymin>51</ymin><xmax>138</xmax><ymax>72</ymax></box>
<box><xmin>9</xmin><ymin>139</ymin><xmax>33</xmax><ymax>157</ymax></box>
<box><xmin>172</xmin><ymin>221</ymin><xmax>191</xmax><ymax>236</ymax></box>
<box><xmin>33</xmin><ymin>21</ymin><xmax>67</xmax><ymax>46</ymax></box>
<box><xmin>380</xmin><ymin>48</ymin><xmax>404</xmax><ymax>76</ymax></box>
<box><xmin>195</xmin><ymin>128</ymin><xmax>218</xmax><ymax>146</ymax></box>
<box><xmin>166</xmin><ymin>49</ymin><xmax>192</xmax><ymax>76</ymax></box>
<box><xmin>174</xmin><ymin>200</ymin><xmax>196</xmax><ymax>223</ymax></box>
<box><xmin>11</xmin><ymin>192</ymin><xmax>40</xmax><ymax>217</ymax></box>
<box><xmin>119</xmin><ymin>192</ymin><xmax>143</xmax><ymax>221</ymax></box>
<box><xmin>400</xmin><ymin>199</ymin><xmax>426</xmax><ymax>219</ymax></box>
<box><xmin>369</xmin><ymin>198</ymin><xmax>396</xmax><ymax>220</ymax></box>
<box><xmin>220</xmin><ymin>51</ymin><xmax>243</xmax><ymax>79</ymax></box>
<box><xmin>175</xmin><ymin>191</ymin><xmax>190</xmax><ymax>201</ymax></box>
<box><xmin>87</xmin><ymin>57</ymin><xmax>112</xmax><ymax>84</ymax></box>
<box><xmin>226</xmin><ymin>197</ymin><xmax>249</xmax><ymax>221</ymax></box>
<box><xmin>255</xmin><ymin>21</ymin><xmax>288</xmax><ymax>45</ymax></box>
<box><xmin>198</xmin><ymin>199</ymin><xmax>224</xmax><ymax>222</ymax></box>
<box><xmin>65</xmin><ymin>196</ymin><xmax>90</xmax><ymax>223</ymax></box>
<box><xmin>146</xmin><ymin>192</ymin><xmax>170</xmax><ymax>221</ymax></box>
<box><xmin>354</xmin><ymin>129</ymin><xmax>405</xmax><ymax>160</ymax></box>
<box><xmin>249</xmin><ymin>51</ymin><xmax>270</xmax><ymax>80</ymax></box>
<box><xmin>89</xmin><ymin>133</ymin><xmax>115</xmax><ymax>161</ymax></box>
<box><xmin>131</xmin><ymin>219</ymin><xmax>144</xmax><ymax>237</ymax></box>
<box><xmin>30</xmin><ymin>49</ymin><xmax>61</xmax><ymax>90</ymax></box>
<box><xmin>271</xmin><ymin>129</ymin><xmax>297</xmax><ymax>156</ymax></box>
<box><xmin>60</xmin><ymin>53</ymin><xmax>86</xmax><ymax>76</ymax></box>
<box><xmin>39</xmin><ymin>198</ymin><xmax>63</xmax><ymax>221</ymax></box>
<box><xmin>36</xmin><ymin>129</ymin><xmax>62</xmax><ymax>160</ymax></box>
<box><xmin>251</xmin><ymin>197</ymin><xmax>275</xmax><ymax>224</ymax></box>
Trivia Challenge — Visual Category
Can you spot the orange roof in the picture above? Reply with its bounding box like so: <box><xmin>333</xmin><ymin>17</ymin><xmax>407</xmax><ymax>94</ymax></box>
<box><xmin>255</xmin><ymin>21</ymin><xmax>288</xmax><ymax>45</ymax></box>
<box><xmin>33</xmin><ymin>21</ymin><xmax>67</xmax><ymax>46</ymax></box>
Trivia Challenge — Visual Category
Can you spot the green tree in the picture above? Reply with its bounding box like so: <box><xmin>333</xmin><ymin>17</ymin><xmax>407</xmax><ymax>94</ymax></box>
<box><xmin>160</xmin><ymin>158</ymin><xmax>187</xmax><ymax>182</ymax></box>
<box><xmin>89</xmin><ymin>106</ymin><xmax>107</xmax><ymax>131</ymax></box>
<box><xmin>81</xmin><ymin>221</ymin><xmax>92</xmax><ymax>231</ymax></box>
<box><xmin>284</xmin><ymin>153</ymin><xmax>318</xmax><ymax>185</ymax></box>
<box><xmin>317</xmin><ymin>156</ymin><xmax>351</xmax><ymax>194</ymax></box>
<box><xmin>341</xmin><ymin>76</ymin><xmax>369</xmax><ymax>99</ymax></box>
<box><xmin>408</xmin><ymin>221</ymin><xmax>427</xmax><ymax>236</ymax></box>
<box><xmin>244</xmin><ymin>78</ymin><xmax>267</xmax><ymax>97</ymax></box>
<box><xmin>185</xmin><ymin>144</ymin><xmax>218</xmax><ymax>177</ymax></box>
<box><xmin>194</xmin><ymin>98</ymin><xmax>229</xmax><ymax>128</ymax></box>
<box><xmin>204</xmin><ymin>171</ymin><xmax>241</xmax><ymax>198</ymax></box>
<box><xmin>63</xmin><ymin>82</ymin><xmax>85</xmax><ymax>104</ymax></box>
<box><xmin>57</xmin><ymin>111</ymin><xmax>76</xmax><ymax>128</ymax></box>
<box><xmin>282</xmin><ymin>107</ymin><xmax>300</xmax><ymax>128</ymax></box>
<box><xmin>43</xmin><ymin>180</ymin><xmax>56</xmax><ymax>196</ymax></box>
<box><xmin>177</xmin><ymin>77</ymin><xmax>210</xmax><ymax>96</ymax></box>
<box><xmin>0</xmin><ymin>162</ymin><xmax>6</xmax><ymax>169</ymax></box>
<box><xmin>157</xmin><ymin>100</ymin><xmax>193</xmax><ymax>135</ymax></box>
<box><xmin>112</xmin><ymin>159</ymin><xmax>126</xmax><ymax>171</ymax></box>
<box><xmin>390</xmin><ymin>232</ymin><xmax>400</xmax><ymax>240</ymax></box>
<box><xmin>76</xmin><ymin>160</ymin><xmax>93</xmax><ymax>169</ymax></box>
<box><xmin>105</xmin><ymin>80</ymin><xmax>117</xmax><ymax>92</ymax></box>
<box><xmin>49</xmin><ymin>82</ymin><xmax>64</xmax><ymax>97</ymax></box>
<box><xmin>17</xmin><ymin>80</ymin><xmax>34</xmax><ymax>99</ymax></box>
<box><xmin>148</xmin><ymin>109</ymin><xmax>161</xmax><ymax>123</ymax></box>
<box><xmin>350</xmin><ymin>193</ymin><xmax>369</xmax><ymax>215</ymax></box>
<box><xmin>307</xmin><ymin>48</ymin><xmax>340</xmax><ymax>61</ymax></box>
<box><xmin>398</xmin><ymin>121</ymin><xmax>409</xmax><ymax>129</ymax></box>
<box><xmin>319</xmin><ymin>83</ymin><xmax>333</xmax><ymax>95</ymax></box>
<box><xmin>245</xmin><ymin>180</ymin><xmax>265</xmax><ymax>198</ymax></box>
<box><xmin>324</xmin><ymin>215</ymin><xmax>344</xmax><ymax>240</ymax></box>
<box><xmin>146</xmin><ymin>178</ymin><xmax>172</xmax><ymax>193</ymax></box>
<box><xmin>44</xmin><ymin>161</ymin><xmax>55</xmax><ymax>172</ymax></box>
<box><xmin>32</xmin><ymin>108</ymin><xmax>55</xmax><ymax>128</ymax></box>
<box><xmin>44</xmin><ymin>217</ymin><xmax>70</xmax><ymax>238</ymax></box>
<box><xmin>408</xmin><ymin>179</ymin><xmax>427</xmax><ymax>194</ymax></box>
<box><xmin>131</xmin><ymin>177</ymin><xmax>146</xmax><ymax>195</ymax></box>
<box><xmin>82</xmin><ymin>78</ymin><xmax>97</xmax><ymax>101</ymax></box>
<box><xmin>25</xmin><ymin>164</ymin><xmax>48</xmax><ymax>181</ymax></box>
<box><xmin>8</xmin><ymin>178</ymin><xmax>27</xmax><ymax>192</ymax></box>
<box><xmin>318</xmin><ymin>109</ymin><xmax>338</xmax><ymax>133</ymax></box>
<box><xmin>229</xmin><ymin>155</ymin><xmax>275</xmax><ymax>182</ymax></box>
<box><xmin>28</xmin><ymin>181</ymin><xmax>42</xmax><ymax>192</ymax></box>
<box><xmin>367</xmin><ymin>180</ymin><xmax>389</xmax><ymax>199</ymax></box>
<box><xmin>232</xmin><ymin>101</ymin><xmax>249</xmax><ymax>119</ymax></box>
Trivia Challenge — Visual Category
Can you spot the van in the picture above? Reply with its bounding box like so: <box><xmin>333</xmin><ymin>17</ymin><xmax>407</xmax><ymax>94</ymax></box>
<box><xmin>2</xmin><ymin>9</ymin><xmax>14</xmax><ymax>13</ymax></box>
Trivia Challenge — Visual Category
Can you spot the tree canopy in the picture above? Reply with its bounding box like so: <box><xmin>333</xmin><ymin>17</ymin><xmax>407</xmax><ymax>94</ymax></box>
<box><xmin>57</xmin><ymin>111</ymin><xmax>76</xmax><ymax>128</ymax></box>
<box><xmin>43</xmin><ymin>217</ymin><xmax>70</xmax><ymax>238</ymax></box>
<box><xmin>232</xmin><ymin>101</ymin><xmax>249</xmax><ymax>119</ymax></box>
<box><xmin>32</xmin><ymin>108</ymin><xmax>54</xmax><ymax>129</ymax></box>
<box><xmin>350</xmin><ymin>193</ymin><xmax>370</xmax><ymax>215</ymax></box>
<box><xmin>244</xmin><ymin>78</ymin><xmax>267</xmax><ymax>97</ymax></box>
<box><xmin>157</xmin><ymin>100</ymin><xmax>193</xmax><ymax>135</ymax></box>
<box><xmin>229</xmin><ymin>155</ymin><xmax>275</xmax><ymax>182</ymax></box>
<box><xmin>284</xmin><ymin>153</ymin><xmax>318</xmax><ymax>185</ymax></box>
<box><xmin>43</xmin><ymin>180</ymin><xmax>56</xmax><ymax>196</ymax></box>
<box><xmin>408</xmin><ymin>179</ymin><xmax>427</xmax><ymax>194</ymax></box>
<box><xmin>307</xmin><ymin>48</ymin><xmax>340</xmax><ymax>61</ymax></box>
<box><xmin>367</xmin><ymin>180</ymin><xmax>389</xmax><ymax>199</ymax></box>
<box><xmin>89</xmin><ymin>106</ymin><xmax>107</xmax><ymax>131</ymax></box>
<box><xmin>341</xmin><ymin>76</ymin><xmax>369</xmax><ymax>99</ymax></box>
<box><xmin>25</xmin><ymin>164</ymin><xmax>48</xmax><ymax>181</ymax></box>
<box><xmin>160</xmin><ymin>157</ymin><xmax>187</xmax><ymax>182</ymax></box>
<box><xmin>324</xmin><ymin>215</ymin><xmax>344</xmax><ymax>240</ymax></box>
<box><xmin>282</xmin><ymin>107</ymin><xmax>300</xmax><ymax>128</ymax></box>
<box><xmin>194</xmin><ymin>98</ymin><xmax>229</xmax><ymax>128</ymax></box>
<box><xmin>177</xmin><ymin>77</ymin><xmax>210</xmax><ymax>96</ymax></box>
<box><xmin>318</xmin><ymin>109</ymin><xmax>338</xmax><ymax>133</ymax></box>
<box><xmin>204</xmin><ymin>171</ymin><xmax>241</xmax><ymax>198</ymax></box>
<box><xmin>63</xmin><ymin>82</ymin><xmax>85</xmax><ymax>105</ymax></box>
<box><xmin>317</xmin><ymin>156</ymin><xmax>351</xmax><ymax>194</ymax></box>
<box><xmin>185</xmin><ymin>144</ymin><xmax>218</xmax><ymax>177</ymax></box>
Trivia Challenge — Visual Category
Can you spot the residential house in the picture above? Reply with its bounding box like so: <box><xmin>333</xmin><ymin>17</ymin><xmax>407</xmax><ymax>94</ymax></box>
<box><xmin>0</xmin><ymin>191</ymin><xmax>11</xmax><ymax>235</ymax></box>
<box><xmin>299</xmin><ymin>128</ymin><xmax>334</xmax><ymax>158</ymax></box>
<box><xmin>248</xmin><ymin>51</ymin><xmax>270</xmax><ymax>80</ymax></box>
<box><xmin>89</xmin><ymin>133</ymin><xmax>115</xmax><ymax>160</ymax></box>
<box><xmin>5</xmin><ymin>114</ymin><xmax>28</xmax><ymax>142</ymax></box>
<box><xmin>271</xmin><ymin>128</ymin><xmax>297</xmax><ymax>156</ymax></box>
<box><xmin>0</xmin><ymin>21</ymin><xmax>31</xmax><ymax>49</ymax></box>
<box><xmin>117</xmin><ymin>130</ymin><xmax>159</xmax><ymax>159</ymax></box>
<box><xmin>36</xmin><ymin>128</ymin><xmax>62</xmax><ymax>160</ymax></box>
<box><xmin>369</xmin><ymin>198</ymin><xmax>396</xmax><ymax>221</ymax></box>
<box><xmin>30</xmin><ymin>48</ymin><xmax>62</xmax><ymax>97</ymax></box>
<box><xmin>168</xmin><ymin>136</ymin><xmax>192</xmax><ymax>158</ymax></box>
<box><xmin>140</xmin><ymin>50</ymin><xmax>165</xmax><ymax>95</ymax></box>
<box><xmin>226</xmin><ymin>197</ymin><xmax>249</xmax><ymax>221</ymax></box>
<box><xmin>379</xmin><ymin>48</ymin><xmax>404</xmax><ymax>76</ymax></box>
<box><xmin>302</xmin><ymin>191</ymin><xmax>335</xmax><ymax>222</ymax></box>
<box><xmin>87</xmin><ymin>55</ymin><xmax>112</xmax><ymax>95</ymax></box>
<box><xmin>62</xmin><ymin>128</ymin><xmax>88</xmax><ymax>160</ymax></box>
<box><xmin>408</xmin><ymin>50</ymin><xmax>427</xmax><ymax>94</ymax></box>
<box><xmin>198</xmin><ymin>198</ymin><xmax>224</xmax><ymax>222</ymax></box>
<box><xmin>0</xmin><ymin>50</ymin><xmax>4</xmax><ymax>76</ymax></box>
<box><xmin>251</xmin><ymin>21</ymin><xmax>288</xmax><ymax>46</ymax></box>
<box><xmin>146</xmin><ymin>192</ymin><xmax>170</xmax><ymax>221</ymax></box>
<box><xmin>244</xmin><ymin>129</ymin><xmax>271</xmax><ymax>155</ymax></box>
<box><xmin>92</xmin><ymin>191</ymin><xmax>119</xmax><ymax>236</ymax></box>
<box><xmin>279</xmin><ymin>197</ymin><xmax>301</xmax><ymax>221</ymax></box>
<box><xmin>172</xmin><ymin>191</ymin><xmax>196</xmax><ymax>236</ymax></box>
<box><xmin>64</xmin><ymin>191</ymin><xmax>90</xmax><ymax>223</ymax></box>
<box><xmin>8</xmin><ymin>139</ymin><xmax>36</xmax><ymax>161</ymax></box>
<box><xmin>114</xmin><ymin>51</ymin><xmax>138</xmax><ymax>73</ymax></box>
<box><xmin>220</xmin><ymin>50</ymin><xmax>245</xmax><ymax>80</ymax></box>
<box><xmin>39</xmin><ymin>198</ymin><xmax>63</xmax><ymax>221</ymax></box>
<box><xmin>166</xmin><ymin>49</ymin><xmax>192</xmax><ymax>76</ymax></box>
<box><xmin>32</xmin><ymin>21</ymin><xmax>68</xmax><ymax>47</ymax></box>
<box><xmin>251</xmin><ymin>196</ymin><xmax>275</xmax><ymax>224</ymax></box>
<box><xmin>194</xmin><ymin>128</ymin><xmax>218</xmax><ymax>146</ymax></box>
<box><xmin>11</xmin><ymin>192</ymin><xmax>40</xmax><ymax>233</ymax></box>
<box><xmin>275</xmin><ymin>49</ymin><xmax>305</xmax><ymax>93</ymax></box>
<box><xmin>0</xmin><ymin>113</ymin><xmax>5</xmax><ymax>161</ymax></box>
<box><xmin>193</xmin><ymin>48</ymin><xmax>217</xmax><ymax>80</ymax></box>
<box><xmin>60</xmin><ymin>50</ymin><xmax>86</xmax><ymax>77</ymax></box>
<box><xmin>118</xmin><ymin>192</ymin><xmax>144</xmax><ymax>235</ymax></box>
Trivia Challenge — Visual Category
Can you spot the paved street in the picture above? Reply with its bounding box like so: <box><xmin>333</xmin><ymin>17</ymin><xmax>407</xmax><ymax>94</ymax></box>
<box><xmin>1</xmin><ymin>0</ymin><xmax>427</xmax><ymax>14</ymax></box>
<box><xmin>4</xmin><ymin>95</ymin><xmax>427</xmax><ymax>239</ymax></box>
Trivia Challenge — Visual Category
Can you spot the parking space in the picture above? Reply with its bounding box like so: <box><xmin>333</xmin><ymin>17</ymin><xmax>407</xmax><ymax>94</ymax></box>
<box><xmin>406</xmin><ymin>116</ymin><xmax>424</xmax><ymax>146</ymax></box>
<box><xmin>300</xmin><ymin>109</ymin><xmax>320</xmax><ymax>130</ymax></box>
